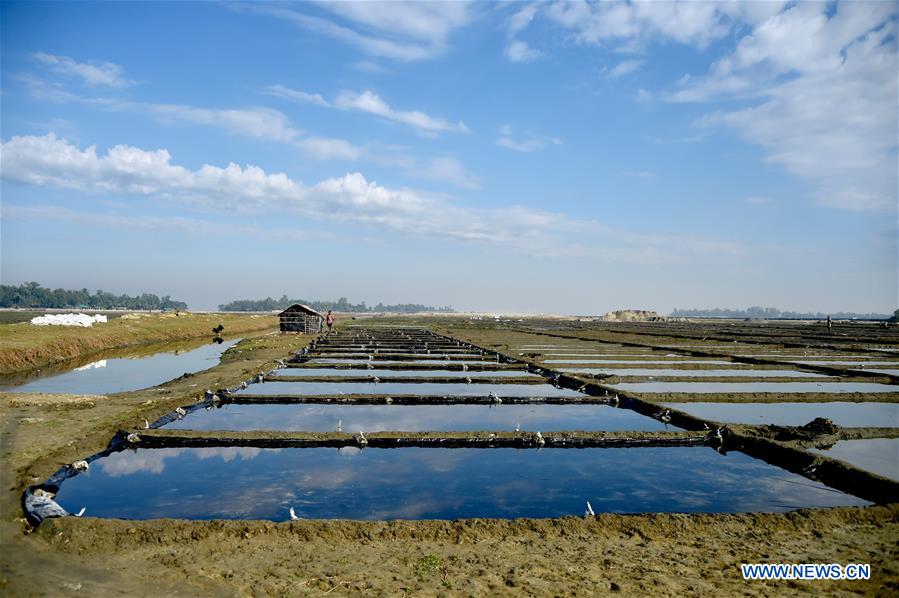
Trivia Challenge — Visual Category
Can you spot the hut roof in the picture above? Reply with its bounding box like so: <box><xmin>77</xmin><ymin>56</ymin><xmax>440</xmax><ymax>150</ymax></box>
<box><xmin>279</xmin><ymin>304</ymin><xmax>324</xmax><ymax>318</ymax></box>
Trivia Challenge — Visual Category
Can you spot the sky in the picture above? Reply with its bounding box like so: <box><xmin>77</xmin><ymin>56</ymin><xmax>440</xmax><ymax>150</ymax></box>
<box><xmin>1</xmin><ymin>0</ymin><xmax>896</xmax><ymax>314</ymax></box>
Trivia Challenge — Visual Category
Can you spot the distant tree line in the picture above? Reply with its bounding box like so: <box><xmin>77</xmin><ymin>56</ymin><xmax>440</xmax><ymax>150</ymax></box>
<box><xmin>0</xmin><ymin>282</ymin><xmax>188</xmax><ymax>311</ymax></box>
<box><xmin>219</xmin><ymin>295</ymin><xmax>454</xmax><ymax>313</ymax></box>
<box><xmin>672</xmin><ymin>306</ymin><xmax>892</xmax><ymax>320</ymax></box>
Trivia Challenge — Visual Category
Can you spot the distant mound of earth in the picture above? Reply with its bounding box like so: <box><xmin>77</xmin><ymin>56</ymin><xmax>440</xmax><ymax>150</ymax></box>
<box><xmin>600</xmin><ymin>310</ymin><xmax>664</xmax><ymax>322</ymax></box>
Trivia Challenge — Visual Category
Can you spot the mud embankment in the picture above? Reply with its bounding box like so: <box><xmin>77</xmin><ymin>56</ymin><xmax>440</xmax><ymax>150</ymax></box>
<box><xmin>0</xmin><ymin>313</ymin><xmax>277</xmax><ymax>375</ymax></box>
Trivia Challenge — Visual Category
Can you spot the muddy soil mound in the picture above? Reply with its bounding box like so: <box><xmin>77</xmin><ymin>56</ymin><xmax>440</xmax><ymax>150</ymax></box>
<box><xmin>600</xmin><ymin>310</ymin><xmax>663</xmax><ymax>322</ymax></box>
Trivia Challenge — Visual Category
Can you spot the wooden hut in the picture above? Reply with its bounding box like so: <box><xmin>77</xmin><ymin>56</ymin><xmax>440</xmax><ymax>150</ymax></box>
<box><xmin>279</xmin><ymin>304</ymin><xmax>324</xmax><ymax>334</ymax></box>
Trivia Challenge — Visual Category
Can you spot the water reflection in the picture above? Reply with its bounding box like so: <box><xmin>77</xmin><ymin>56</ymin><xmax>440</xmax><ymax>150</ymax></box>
<box><xmin>809</xmin><ymin>439</ymin><xmax>899</xmax><ymax>481</ymax></box>
<box><xmin>164</xmin><ymin>403</ymin><xmax>669</xmax><ymax>432</ymax></box>
<box><xmin>545</xmin><ymin>359</ymin><xmax>736</xmax><ymax>365</ymax></box>
<box><xmin>562</xmin><ymin>369</ymin><xmax>832</xmax><ymax>378</ymax></box>
<box><xmin>100</xmin><ymin>447</ymin><xmax>268</xmax><ymax>476</ymax></box>
<box><xmin>234</xmin><ymin>382</ymin><xmax>582</xmax><ymax>397</ymax></box>
<box><xmin>611</xmin><ymin>382</ymin><xmax>898</xmax><ymax>393</ymax></box>
<box><xmin>662</xmin><ymin>402</ymin><xmax>899</xmax><ymax>428</ymax></box>
<box><xmin>307</xmin><ymin>359</ymin><xmax>498</xmax><ymax>366</ymax></box>
<box><xmin>74</xmin><ymin>360</ymin><xmax>107</xmax><ymax>371</ymax></box>
<box><xmin>54</xmin><ymin>447</ymin><xmax>868</xmax><ymax>521</ymax></box>
<box><xmin>271</xmin><ymin>369</ymin><xmax>537</xmax><ymax>378</ymax></box>
<box><xmin>793</xmin><ymin>361</ymin><xmax>899</xmax><ymax>367</ymax></box>
<box><xmin>0</xmin><ymin>339</ymin><xmax>241</xmax><ymax>394</ymax></box>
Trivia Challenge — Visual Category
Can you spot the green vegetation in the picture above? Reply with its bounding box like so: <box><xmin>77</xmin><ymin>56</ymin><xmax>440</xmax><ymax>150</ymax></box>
<box><xmin>1</xmin><ymin>282</ymin><xmax>187</xmax><ymax>311</ymax></box>
<box><xmin>672</xmin><ymin>306</ymin><xmax>891</xmax><ymax>320</ymax></box>
<box><xmin>219</xmin><ymin>294</ymin><xmax>453</xmax><ymax>313</ymax></box>
<box><xmin>413</xmin><ymin>554</ymin><xmax>442</xmax><ymax>582</ymax></box>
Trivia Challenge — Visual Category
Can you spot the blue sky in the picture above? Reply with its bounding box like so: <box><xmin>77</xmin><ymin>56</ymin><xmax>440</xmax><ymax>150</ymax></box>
<box><xmin>1</xmin><ymin>1</ymin><xmax>896</xmax><ymax>313</ymax></box>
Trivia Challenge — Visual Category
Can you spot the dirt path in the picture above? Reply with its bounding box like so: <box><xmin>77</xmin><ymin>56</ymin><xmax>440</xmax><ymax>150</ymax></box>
<box><xmin>3</xmin><ymin>507</ymin><xmax>896</xmax><ymax>596</ymax></box>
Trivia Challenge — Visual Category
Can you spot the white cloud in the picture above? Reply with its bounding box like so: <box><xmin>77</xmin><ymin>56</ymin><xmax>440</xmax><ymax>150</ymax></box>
<box><xmin>269</xmin><ymin>85</ymin><xmax>468</xmax><ymax>135</ymax></box>
<box><xmin>18</xmin><ymin>73</ymin><xmax>106</xmax><ymax>104</ymax></box>
<box><xmin>294</xmin><ymin>136</ymin><xmax>364</xmax><ymax>161</ymax></box>
<box><xmin>262</xmin><ymin>84</ymin><xmax>329</xmax><ymax>107</ymax></box>
<box><xmin>244</xmin><ymin>3</ymin><xmax>471</xmax><ymax>61</ymax></box>
<box><xmin>34</xmin><ymin>52</ymin><xmax>133</xmax><ymax>88</ymax></box>
<box><xmin>506</xmin><ymin>40</ymin><xmax>543</xmax><ymax>63</ymax></box>
<box><xmin>334</xmin><ymin>90</ymin><xmax>469</xmax><ymax>135</ymax></box>
<box><xmin>0</xmin><ymin>134</ymin><xmax>562</xmax><ymax>252</ymax></box>
<box><xmin>505</xmin><ymin>4</ymin><xmax>543</xmax><ymax>62</ymax></box>
<box><xmin>413</xmin><ymin>157</ymin><xmax>481</xmax><ymax>190</ymax></box>
<box><xmin>671</xmin><ymin>2</ymin><xmax>897</xmax><ymax>212</ymax></box>
<box><xmin>495</xmin><ymin>125</ymin><xmax>561</xmax><ymax>153</ymax></box>
<box><xmin>543</xmin><ymin>0</ymin><xmax>764</xmax><ymax>50</ymax></box>
<box><xmin>20</xmin><ymin>76</ymin><xmax>369</xmax><ymax>162</ymax></box>
<box><xmin>145</xmin><ymin>103</ymin><xmax>301</xmax><ymax>143</ymax></box>
<box><xmin>509</xmin><ymin>3</ymin><xmax>540</xmax><ymax>36</ymax></box>
<box><xmin>537</xmin><ymin>1</ymin><xmax>897</xmax><ymax>212</ymax></box>
<box><xmin>0</xmin><ymin>133</ymin><xmax>745</xmax><ymax>262</ymax></box>
<box><xmin>607</xmin><ymin>59</ymin><xmax>644</xmax><ymax>79</ymax></box>
<box><xmin>318</xmin><ymin>1</ymin><xmax>471</xmax><ymax>41</ymax></box>
<box><xmin>142</xmin><ymin>101</ymin><xmax>365</xmax><ymax>161</ymax></box>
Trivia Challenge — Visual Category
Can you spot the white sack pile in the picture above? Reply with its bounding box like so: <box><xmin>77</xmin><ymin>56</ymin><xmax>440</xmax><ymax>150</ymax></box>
<box><xmin>30</xmin><ymin>313</ymin><xmax>108</xmax><ymax>327</ymax></box>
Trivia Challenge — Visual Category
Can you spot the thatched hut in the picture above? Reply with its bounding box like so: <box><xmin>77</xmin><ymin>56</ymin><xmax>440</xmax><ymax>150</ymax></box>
<box><xmin>279</xmin><ymin>304</ymin><xmax>324</xmax><ymax>334</ymax></box>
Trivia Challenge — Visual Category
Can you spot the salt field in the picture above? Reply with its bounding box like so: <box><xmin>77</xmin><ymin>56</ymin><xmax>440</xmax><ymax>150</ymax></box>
<box><xmin>53</xmin><ymin>446</ymin><xmax>868</xmax><ymax>521</ymax></box>
<box><xmin>30</xmin><ymin>324</ymin><xmax>898</xmax><ymax>527</ymax></box>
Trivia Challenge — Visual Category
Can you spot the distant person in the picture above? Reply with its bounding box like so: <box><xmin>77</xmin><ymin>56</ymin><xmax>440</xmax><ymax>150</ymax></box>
<box><xmin>826</xmin><ymin>315</ymin><xmax>833</xmax><ymax>333</ymax></box>
<box><xmin>326</xmin><ymin>310</ymin><xmax>334</xmax><ymax>334</ymax></box>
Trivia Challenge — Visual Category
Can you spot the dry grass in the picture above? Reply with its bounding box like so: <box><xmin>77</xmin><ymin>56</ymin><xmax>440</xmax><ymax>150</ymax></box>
<box><xmin>0</xmin><ymin>312</ymin><xmax>277</xmax><ymax>374</ymax></box>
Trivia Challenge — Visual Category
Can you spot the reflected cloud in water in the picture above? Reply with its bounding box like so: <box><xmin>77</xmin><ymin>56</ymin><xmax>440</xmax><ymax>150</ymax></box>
<box><xmin>58</xmin><ymin>447</ymin><xmax>869</xmax><ymax>521</ymax></box>
<box><xmin>166</xmin><ymin>403</ymin><xmax>668</xmax><ymax>432</ymax></box>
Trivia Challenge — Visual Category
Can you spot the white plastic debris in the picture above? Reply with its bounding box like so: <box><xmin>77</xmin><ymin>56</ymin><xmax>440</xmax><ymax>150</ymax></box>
<box><xmin>30</xmin><ymin>313</ymin><xmax>108</xmax><ymax>327</ymax></box>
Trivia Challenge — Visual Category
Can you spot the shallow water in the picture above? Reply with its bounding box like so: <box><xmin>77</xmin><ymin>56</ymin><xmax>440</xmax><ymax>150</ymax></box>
<box><xmin>664</xmin><ymin>345</ymin><xmax>753</xmax><ymax>349</ymax></box>
<box><xmin>568</xmin><ymin>369</ymin><xmax>832</xmax><ymax>378</ymax></box>
<box><xmin>793</xmin><ymin>361</ymin><xmax>899</xmax><ymax>367</ymax></box>
<box><xmin>306</xmin><ymin>359</ymin><xmax>499</xmax><ymax>366</ymax></box>
<box><xmin>537</xmin><ymin>353</ymin><xmax>669</xmax><ymax>358</ymax></box>
<box><xmin>317</xmin><ymin>348</ymin><xmax>472</xmax><ymax>354</ymax></box>
<box><xmin>318</xmin><ymin>352</ymin><xmax>484</xmax><ymax>359</ymax></box>
<box><xmin>518</xmin><ymin>342</ymin><xmax>623</xmax><ymax>350</ymax></box>
<box><xmin>0</xmin><ymin>339</ymin><xmax>240</xmax><ymax>394</ymax></box>
<box><xmin>854</xmin><ymin>369</ymin><xmax>899</xmax><ymax>376</ymax></box>
<box><xmin>234</xmin><ymin>382</ymin><xmax>582</xmax><ymax>397</ymax></box>
<box><xmin>611</xmin><ymin>382</ymin><xmax>898</xmax><ymax>393</ymax></box>
<box><xmin>54</xmin><ymin>446</ymin><xmax>868</xmax><ymax>521</ymax></box>
<box><xmin>164</xmin><ymin>403</ymin><xmax>670</xmax><ymax>432</ymax></box>
<box><xmin>271</xmin><ymin>369</ymin><xmax>537</xmax><ymax>378</ymax></box>
<box><xmin>737</xmin><ymin>355</ymin><xmax>891</xmax><ymax>359</ymax></box>
<box><xmin>661</xmin><ymin>402</ymin><xmax>899</xmax><ymax>428</ymax></box>
<box><xmin>544</xmin><ymin>359</ymin><xmax>735</xmax><ymax>365</ymax></box>
<box><xmin>809</xmin><ymin>439</ymin><xmax>899</xmax><ymax>481</ymax></box>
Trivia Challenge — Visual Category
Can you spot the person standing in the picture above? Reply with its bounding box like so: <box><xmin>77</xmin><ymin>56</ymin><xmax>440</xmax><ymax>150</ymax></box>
<box><xmin>326</xmin><ymin>310</ymin><xmax>335</xmax><ymax>334</ymax></box>
<box><xmin>826</xmin><ymin>315</ymin><xmax>833</xmax><ymax>334</ymax></box>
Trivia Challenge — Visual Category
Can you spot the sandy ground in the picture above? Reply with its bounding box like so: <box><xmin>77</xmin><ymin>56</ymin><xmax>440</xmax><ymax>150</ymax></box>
<box><xmin>1</xmin><ymin>325</ymin><xmax>898</xmax><ymax>596</ymax></box>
